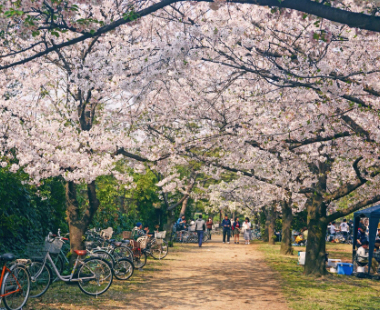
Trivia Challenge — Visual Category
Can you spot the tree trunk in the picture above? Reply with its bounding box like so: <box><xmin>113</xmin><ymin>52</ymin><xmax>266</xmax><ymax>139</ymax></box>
<box><xmin>179</xmin><ymin>196</ymin><xmax>189</xmax><ymax>218</ymax></box>
<box><xmin>65</xmin><ymin>181</ymin><xmax>85</xmax><ymax>264</ymax></box>
<box><xmin>263</xmin><ymin>209</ymin><xmax>269</xmax><ymax>242</ymax></box>
<box><xmin>65</xmin><ymin>181</ymin><xmax>101</xmax><ymax>265</ymax></box>
<box><xmin>280</xmin><ymin>200</ymin><xmax>293</xmax><ymax>255</ymax></box>
<box><xmin>304</xmin><ymin>197</ymin><xmax>328</xmax><ymax>275</ymax></box>
<box><xmin>268</xmin><ymin>205</ymin><xmax>276</xmax><ymax>245</ymax></box>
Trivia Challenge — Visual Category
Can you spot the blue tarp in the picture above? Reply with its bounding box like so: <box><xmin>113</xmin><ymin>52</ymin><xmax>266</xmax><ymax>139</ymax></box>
<box><xmin>353</xmin><ymin>204</ymin><xmax>380</xmax><ymax>274</ymax></box>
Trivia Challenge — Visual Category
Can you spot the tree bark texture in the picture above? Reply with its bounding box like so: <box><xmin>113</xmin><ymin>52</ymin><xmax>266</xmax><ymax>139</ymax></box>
<box><xmin>268</xmin><ymin>205</ymin><xmax>276</xmax><ymax>245</ymax></box>
<box><xmin>65</xmin><ymin>181</ymin><xmax>101</xmax><ymax>264</ymax></box>
<box><xmin>280</xmin><ymin>200</ymin><xmax>293</xmax><ymax>255</ymax></box>
<box><xmin>304</xmin><ymin>196</ymin><xmax>328</xmax><ymax>275</ymax></box>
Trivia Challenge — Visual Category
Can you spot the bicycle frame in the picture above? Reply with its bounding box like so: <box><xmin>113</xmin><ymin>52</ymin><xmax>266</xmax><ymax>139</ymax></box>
<box><xmin>0</xmin><ymin>265</ymin><xmax>22</xmax><ymax>298</ymax></box>
<box><xmin>32</xmin><ymin>252</ymin><xmax>95</xmax><ymax>283</ymax></box>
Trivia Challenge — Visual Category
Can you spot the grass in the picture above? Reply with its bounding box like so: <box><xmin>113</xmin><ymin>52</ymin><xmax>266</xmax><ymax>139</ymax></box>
<box><xmin>257</xmin><ymin>242</ymin><xmax>380</xmax><ymax>310</ymax></box>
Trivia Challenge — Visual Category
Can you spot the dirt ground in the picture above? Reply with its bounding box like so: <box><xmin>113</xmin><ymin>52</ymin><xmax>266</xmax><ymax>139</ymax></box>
<box><xmin>28</xmin><ymin>235</ymin><xmax>288</xmax><ymax>310</ymax></box>
<box><xmin>126</xmin><ymin>234</ymin><xmax>288</xmax><ymax>310</ymax></box>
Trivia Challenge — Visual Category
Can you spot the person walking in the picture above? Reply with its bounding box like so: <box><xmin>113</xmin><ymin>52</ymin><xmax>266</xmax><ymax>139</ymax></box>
<box><xmin>206</xmin><ymin>217</ymin><xmax>213</xmax><ymax>240</ymax></box>
<box><xmin>195</xmin><ymin>215</ymin><xmax>206</xmax><ymax>247</ymax></box>
<box><xmin>233</xmin><ymin>217</ymin><xmax>241</xmax><ymax>244</ymax></box>
<box><xmin>242</xmin><ymin>217</ymin><xmax>252</xmax><ymax>245</ymax></box>
<box><xmin>222</xmin><ymin>215</ymin><xmax>231</xmax><ymax>244</ymax></box>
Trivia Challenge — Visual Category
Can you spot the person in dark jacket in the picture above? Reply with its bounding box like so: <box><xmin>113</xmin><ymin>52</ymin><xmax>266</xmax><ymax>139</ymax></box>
<box><xmin>221</xmin><ymin>215</ymin><xmax>231</xmax><ymax>244</ymax></box>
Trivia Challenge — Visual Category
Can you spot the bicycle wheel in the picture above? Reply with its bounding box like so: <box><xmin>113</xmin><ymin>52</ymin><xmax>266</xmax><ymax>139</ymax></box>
<box><xmin>91</xmin><ymin>250</ymin><xmax>114</xmax><ymax>268</ymax></box>
<box><xmin>2</xmin><ymin>265</ymin><xmax>30</xmax><ymax>310</ymax></box>
<box><xmin>202</xmin><ymin>233</ymin><xmax>209</xmax><ymax>242</ymax></box>
<box><xmin>29</xmin><ymin>260</ymin><xmax>52</xmax><ymax>298</ymax></box>
<box><xmin>133</xmin><ymin>251</ymin><xmax>147</xmax><ymax>269</ymax></box>
<box><xmin>150</xmin><ymin>240</ymin><xmax>169</xmax><ymax>260</ymax></box>
<box><xmin>113</xmin><ymin>258</ymin><xmax>134</xmax><ymax>281</ymax></box>
<box><xmin>77</xmin><ymin>258</ymin><xmax>113</xmax><ymax>296</ymax></box>
<box><xmin>113</xmin><ymin>246</ymin><xmax>133</xmax><ymax>261</ymax></box>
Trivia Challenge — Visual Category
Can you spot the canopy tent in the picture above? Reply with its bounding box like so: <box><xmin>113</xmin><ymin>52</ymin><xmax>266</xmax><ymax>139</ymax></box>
<box><xmin>353</xmin><ymin>204</ymin><xmax>380</xmax><ymax>274</ymax></box>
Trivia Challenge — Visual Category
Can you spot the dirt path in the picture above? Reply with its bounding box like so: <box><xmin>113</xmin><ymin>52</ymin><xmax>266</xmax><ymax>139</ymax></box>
<box><xmin>29</xmin><ymin>235</ymin><xmax>288</xmax><ymax>310</ymax></box>
<box><xmin>127</xmin><ymin>235</ymin><xmax>288</xmax><ymax>310</ymax></box>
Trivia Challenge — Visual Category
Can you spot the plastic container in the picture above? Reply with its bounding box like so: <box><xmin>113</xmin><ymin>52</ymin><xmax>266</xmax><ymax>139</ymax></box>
<box><xmin>337</xmin><ymin>263</ymin><xmax>353</xmax><ymax>275</ymax></box>
<box><xmin>327</xmin><ymin>259</ymin><xmax>341</xmax><ymax>268</ymax></box>
<box><xmin>298</xmin><ymin>251</ymin><xmax>306</xmax><ymax>265</ymax></box>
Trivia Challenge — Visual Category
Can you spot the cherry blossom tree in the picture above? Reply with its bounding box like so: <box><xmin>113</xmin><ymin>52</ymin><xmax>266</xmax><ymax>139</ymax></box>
<box><xmin>2</xmin><ymin>0</ymin><xmax>380</xmax><ymax>71</ymax></box>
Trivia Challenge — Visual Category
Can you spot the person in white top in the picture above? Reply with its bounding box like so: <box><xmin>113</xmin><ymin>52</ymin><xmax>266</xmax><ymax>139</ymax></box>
<box><xmin>340</xmin><ymin>219</ymin><xmax>349</xmax><ymax>240</ymax></box>
<box><xmin>242</xmin><ymin>217</ymin><xmax>252</xmax><ymax>245</ymax></box>
<box><xmin>330</xmin><ymin>222</ymin><xmax>337</xmax><ymax>235</ymax></box>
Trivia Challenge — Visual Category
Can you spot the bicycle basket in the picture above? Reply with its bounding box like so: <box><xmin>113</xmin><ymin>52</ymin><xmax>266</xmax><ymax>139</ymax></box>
<box><xmin>44</xmin><ymin>239</ymin><xmax>64</xmax><ymax>254</ymax></box>
<box><xmin>155</xmin><ymin>231</ymin><xmax>166</xmax><ymax>239</ymax></box>
<box><xmin>123</xmin><ymin>231</ymin><xmax>132</xmax><ymax>239</ymax></box>
<box><xmin>100</xmin><ymin>227</ymin><xmax>114</xmax><ymax>240</ymax></box>
<box><xmin>139</xmin><ymin>239</ymin><xmax>148</xmax><ymax>250</ymax></box>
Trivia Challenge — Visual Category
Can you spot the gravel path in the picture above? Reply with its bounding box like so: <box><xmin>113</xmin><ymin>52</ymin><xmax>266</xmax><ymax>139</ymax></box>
<box><xmin>129</xmin><ymin>235</ymin><xmax>288</xmax><ymax>310</ymax></box>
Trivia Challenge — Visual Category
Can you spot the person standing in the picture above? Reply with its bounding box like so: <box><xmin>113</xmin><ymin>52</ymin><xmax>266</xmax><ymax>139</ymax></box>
<box><xmin>195</xmin><ymin>215</ymin><xmax>206</xmax><ymax>247</ymax></box>
<box><xmin>222</xmin><ymin>215</ymin><xmax>231</xmax><ymax>244</ymax></box>
<box><xmin>233</xmin><ymin>217</ymin><xmax>241</xmax><ymax>244</ymax></box>
<box><xmin>206</xmin><ymin>217</ymin><xmax>213</xmax><ymax>240</ymax></box>
<box><xmin>242</xmin><ymin>217</ymin><xmax>252</xmax><ymax>245</ymax></box>
<box><xmin>340</xmin><ymin>219</ymin><xmax>349</xmax><ymax>240</ymax></box>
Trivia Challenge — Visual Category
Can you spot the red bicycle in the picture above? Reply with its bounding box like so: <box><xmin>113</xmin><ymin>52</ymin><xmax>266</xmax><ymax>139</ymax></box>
<box><xmin>0</xmin><ymin>253</ymin><xmax>30</xmax><ymax>310</ymax></box>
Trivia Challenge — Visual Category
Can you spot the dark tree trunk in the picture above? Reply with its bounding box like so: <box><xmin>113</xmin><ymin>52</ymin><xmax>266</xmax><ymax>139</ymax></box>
<box><xmin>65</xmin><ymin>181</ymin><xmax>84</xmax><ymax>264</ymax></box>
<box><xmin>65</xmin><ymin>181</ymin><xmax>101</xmax><ymax>265</ymax></box>
<box><xmin>268</xmin><ymin>205</ymin><xmax>276</xmax><ymax>245</ymax></box>
<box><xmin>304</xmin><ymin>197</ymin><xmax>328</xmax><ymax>275</ymax></box>
<box><xmin>263</xmin><ymin>209</ymin><xmax>269</xmax><ymax>242</ymax></box>
<box><xmin>280</xmin><ymin>200</ymin><xmax>293</xmax><ymax>255</ymax></box>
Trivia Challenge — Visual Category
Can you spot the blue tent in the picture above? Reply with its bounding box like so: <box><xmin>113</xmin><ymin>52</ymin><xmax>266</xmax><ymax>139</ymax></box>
<box><xmin>353</xmin><ymin>204</ymin><xmax>380</xmax><ymax>274</ymax></box>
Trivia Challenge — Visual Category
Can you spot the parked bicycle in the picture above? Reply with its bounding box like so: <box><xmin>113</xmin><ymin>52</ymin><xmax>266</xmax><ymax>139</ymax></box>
<box><xmin>27</xmin><ymin>232</ymin><xmax>113</xmax><ymax>297</ymax></box>
<box><xmin>0</xmin><ymin>253</ymin><xmax>30</xmax><ymax>310</ymax></box>
<box><xmin>137</xmin><ymin>231</ymin><xmax>169</xmax><ymax>260</ymax></box>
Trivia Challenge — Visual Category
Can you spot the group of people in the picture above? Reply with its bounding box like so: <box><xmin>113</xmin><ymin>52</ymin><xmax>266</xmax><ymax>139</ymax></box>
<box><xmin>221</xmin><ymin>215</ymin><xmax>252</xmax><ymax>245</ymax></box>
<box><xmin>174</xmin><ymin>214</ymin><xmax>253</xmax><ymax>246</ymax></box>
<box><xmin>327</xmin><ymin>219</ymin><xmax>352</xmax><ymax>241</ymax></box>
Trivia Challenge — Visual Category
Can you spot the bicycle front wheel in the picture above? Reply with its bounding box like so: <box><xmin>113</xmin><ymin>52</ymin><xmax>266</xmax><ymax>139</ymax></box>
<box><xmin>2</xmin><ymin>265</ymin><xmax>30</xmax><ymax>310</ymax></box>
<box><xmin>112</xmin><ymin>246</ymin><xmax>133</xmax><ymax>261</ymax></box>
<box><xmin>150</xmin><ymin>240</ymin><xmax>169</xmax><ymax>260</ymax></box>
<box><xmin>134</xmin><ymin>251</ymin><xmax>147</xmax><ymax>269</ymax></box>
<box><xmin>29</xmin><ymin>260</ymin><xmax>52</xmax><ymax>298</ymax></box>
<box><xmin>77</xmin><ymin>258</ymin><xmax>113</xmax><ymax>296</ymax></box>
<box><xmin>113</xmin><ymin>258</ymin><xmax>134</xmax><ymax>280</ymax></box>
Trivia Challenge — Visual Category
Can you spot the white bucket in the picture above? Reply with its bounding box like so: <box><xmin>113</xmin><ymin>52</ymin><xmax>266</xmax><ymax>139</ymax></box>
<box><xmin>330</xmin><ymin>267</ymin><xmax>337</xmax><ymax>273</ymax></box>
<box><xmin>298</xmin><ymin>251</ymin><xmax>306</xmax><ymax>265</ymax></box>
<box><xmin>357</xmin><ymin>266</ymin><xmax>366</xmax><ymax>273</ymax></box>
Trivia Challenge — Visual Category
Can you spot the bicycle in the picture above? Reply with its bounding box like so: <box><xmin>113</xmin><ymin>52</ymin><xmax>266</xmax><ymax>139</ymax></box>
<box><xmin>27</xmin><ymin>232</ymin><xmax>113</xmax><ymax>297</ymax></box>
<box><xmin>0</xmin><ymin>253</ymin><xmax>30</xmax><ymax>310</ymax></box>
<box><xmin>137</xmin><ymin>233</ymin><xmax>169</xmax><ymax>260</ymax></box>
<box><xmin>86</xmin><ymin>244</ymin><xmax>134</xmax><ymax>280</ymax></box>
<box><xmin>84</xmin><ymin>230</ymin><xmax>135</xmax><ymax>280</ymax></box>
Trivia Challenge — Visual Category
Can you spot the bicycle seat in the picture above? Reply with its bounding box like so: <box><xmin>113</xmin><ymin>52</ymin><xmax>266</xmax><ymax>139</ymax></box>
<box><xmin>74</xmin><ymin>250</ymin><xmax>87</xmax><ymax>256</ymax></box>
<box><xmin>0</xmin><ymin>253</ymin><xmax>15</xmax><ymax>262</ymax></box>
<box><xmin>113</xmin><ymin>242</ymin><xmax>122</xmax><ymax>247</ymax></box>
